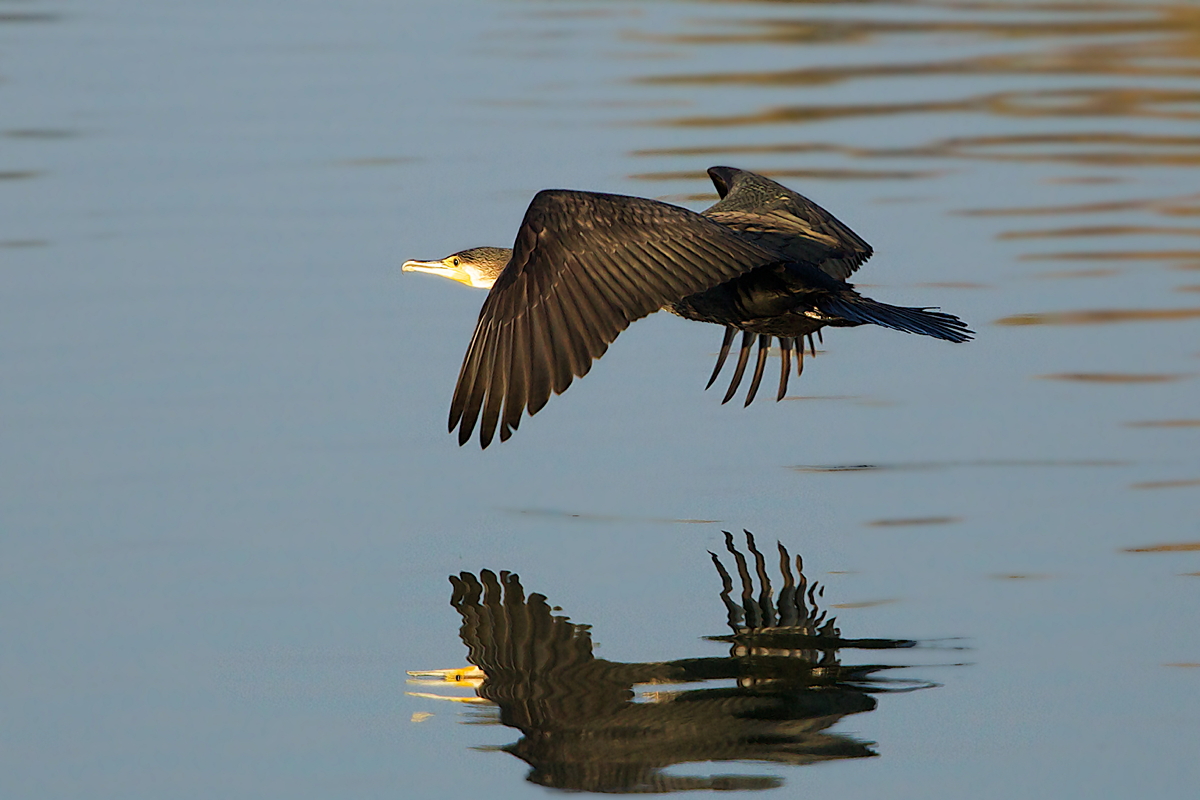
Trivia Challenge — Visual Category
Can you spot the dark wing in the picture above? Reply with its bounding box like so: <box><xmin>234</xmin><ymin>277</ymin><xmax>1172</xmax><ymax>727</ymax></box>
<box><xmin>704</xmin><ymin>166</ymin><xmax>873</xmax><ymax>281</ymax></box>
<box><xmin>450</xmin><ymin>189</ymin><xmax>813</xmax><ymax>448</ymax></box>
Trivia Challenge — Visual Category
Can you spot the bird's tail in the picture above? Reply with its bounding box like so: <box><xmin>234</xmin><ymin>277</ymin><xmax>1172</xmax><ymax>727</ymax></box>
<box><xmin>816</xmin><ymin>295</ymin><xmax>973</xmax><ymax>343</ymax></box>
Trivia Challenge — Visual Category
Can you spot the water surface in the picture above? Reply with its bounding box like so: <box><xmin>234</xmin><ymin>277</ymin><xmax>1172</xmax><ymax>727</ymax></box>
<box><xmin>2</xmin><ymin>0</ymin><xmax>1198</xmax><ymax>798</ymax></box>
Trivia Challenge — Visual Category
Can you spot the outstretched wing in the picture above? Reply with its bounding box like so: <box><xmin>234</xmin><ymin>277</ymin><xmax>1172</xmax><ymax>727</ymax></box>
<box><xmin>704</xmin><ymin>166</ymin><xmax>873</xmax><ymax>281</ymax></box>
<box><xmin>449</xmin><ymin>189</ymin><xmax>823</xmax><ymax>448</ymax></box>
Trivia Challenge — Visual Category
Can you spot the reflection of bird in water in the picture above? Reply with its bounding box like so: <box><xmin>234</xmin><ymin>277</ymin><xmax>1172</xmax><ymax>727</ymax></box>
<box><xmin>402</xmin><ymin>167</ymin><xmax>973</xmax><ymax>447</ymax></box>
<box><xmin>408</xmin><ymin>531</ymin><xmax>928</xmax><ymax>793</ymax></box>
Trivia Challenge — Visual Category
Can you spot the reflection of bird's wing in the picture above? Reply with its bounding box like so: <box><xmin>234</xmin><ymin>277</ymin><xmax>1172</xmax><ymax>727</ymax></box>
<box><xmin>451</xmin><ymin>569</ymin><xmax>597</xmax><ymax>679</ymax></box>
<box><xmin>449</xmin><ymin>189</ymin><xmax>826</xmax><ymax>447</ymax></box>
<box><xmin>450</xmin><ymin>570</ymin><xmax>636</xmax><ymax>728</ymax></box>
<box><xmin>705</xmin><ymin>166</ymin><xmax>873</xmax><ymax>281</ymax></box>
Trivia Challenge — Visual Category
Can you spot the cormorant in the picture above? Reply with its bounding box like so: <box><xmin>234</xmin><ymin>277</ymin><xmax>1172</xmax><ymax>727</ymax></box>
<box><xmin>403</xmin><ymin>166</ymin><xmax>972</xmax><ymax>447</ymax></box>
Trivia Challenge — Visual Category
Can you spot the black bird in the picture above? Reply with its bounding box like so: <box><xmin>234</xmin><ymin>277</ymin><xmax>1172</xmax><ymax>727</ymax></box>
<box><xmin>403</xmin><ymin>166</ymin><xmax>972</xmax><ymax>447</ymax></box>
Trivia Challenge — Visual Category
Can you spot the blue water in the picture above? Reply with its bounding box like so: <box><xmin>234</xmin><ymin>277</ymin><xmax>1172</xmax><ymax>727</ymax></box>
<box><xmin>2</xmin><ymin>1</ymin><xmax>1197</xmax><ymax>798</ymax></box>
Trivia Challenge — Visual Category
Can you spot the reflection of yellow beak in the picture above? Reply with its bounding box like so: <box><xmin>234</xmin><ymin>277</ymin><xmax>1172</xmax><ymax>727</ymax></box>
<box><xmin>402</xmin><ymin>258</ymin><xmax>475</xmax><ymax>287</ymax></box>
<box><xmin>406</xmin><ymin>666</ymin><xmax>486</xmax><ymax>683</ymax></box>
<box><xmin>405</xmin><ymin>691</ymin><xmax>491</xmax><ymax>704</ymax></box>
<box><xmin>406</xmin><ymin>665</ymin><xmax>489</xmax><ymax>703</ymax></box>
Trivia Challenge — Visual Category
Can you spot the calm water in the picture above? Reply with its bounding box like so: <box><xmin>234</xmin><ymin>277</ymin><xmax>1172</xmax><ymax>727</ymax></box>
<box><xmin>2</xmin><ymin>0</ymin><xmax>1198</xmax><ymax>797</ymax></box>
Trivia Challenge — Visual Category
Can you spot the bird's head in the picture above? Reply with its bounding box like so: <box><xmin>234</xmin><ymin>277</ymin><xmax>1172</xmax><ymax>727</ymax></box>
<box><xmin>402</xmin><ymin>247</ymin><xmax>512</xmax><ymax>290</ymax></box>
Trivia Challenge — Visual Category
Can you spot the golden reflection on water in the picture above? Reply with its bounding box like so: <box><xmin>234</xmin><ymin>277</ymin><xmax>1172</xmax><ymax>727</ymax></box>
<box><xmin>1124</xmin><ymin>541</ymin><xmax>1200</xmax><ymax>552</ymax></box>
<box><xmin>625</xmin><ymin>0</ymin><xmax>1200</xmax><ymax>304</ymax></box>
<box><xmin>959</xmin><ymin>193</ymin><xmax>1200</xmax><ymax>217</ymax></box>
<box><xmin>997</xmin><ymin>308</ymin><xmax>1200</xmax><ymax>325</ymax></box>
<box><xmin>998</xmin><ymin>224</ymin><xmax>1200</xmax><ymax>240</ymax></box>
<box><xmin>636</xmin><ymin>133</ymin><xmax>1200</xmax><ymax>168</ymax></box>
<box><xmin>613</xmin><ymin>0</ymin><xmax>1200</xmax><ymax>414</ymax></box>
<box><xmin>654</xmin><ymin>91</ymin><xmax>1200</xmax><ymax>130</ymax></box>
<box><xmin>649</xmin><ymin>4</ymin><xmax>1200</xmax><ymax>59</ymax></box>
<box><xmin>1019</xmin><ymin>249</ymin><xmax>1200</xmax><ymax>262</ymax></box>
<box><xmin>1033</xmin><ymin>268</ymin><xmax>1123</xmax><ymax>279</ymax></box>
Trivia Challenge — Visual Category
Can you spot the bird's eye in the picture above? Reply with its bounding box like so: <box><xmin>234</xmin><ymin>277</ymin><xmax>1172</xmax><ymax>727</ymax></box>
<box><xmin>452</xmin><ymin>257</ymin><xmax>460</xmax><ymax>267</ymax></box>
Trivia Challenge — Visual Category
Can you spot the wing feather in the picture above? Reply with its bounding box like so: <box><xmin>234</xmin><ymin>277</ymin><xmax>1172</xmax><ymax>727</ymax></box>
<box><xmin>500</xmin><ymin>309</ymin><xmax>531</xmax><ymax>441</ymax></box>
<box><xmin>478</xmin><ymin>320</ymin><xmax>511</xmax><ymax>448</ymax></box>
<box><xmin>452</xmin><ymin>189</ymin><xmax>797</xmax><ymax>447</ymax></box>
<box><xmin>526</xmin><ymin>300</ymin><xmax>557</xmax><ymax>415</ymax></box>
<box><xmin>449</xmin><ymin>319</ymin><xmax>487</xmax><ymax>433</ymax></box>
<box><xmin>455</xmin><ymin>319</ymin><xmax>496</xmax><ymax>446</ymax></box>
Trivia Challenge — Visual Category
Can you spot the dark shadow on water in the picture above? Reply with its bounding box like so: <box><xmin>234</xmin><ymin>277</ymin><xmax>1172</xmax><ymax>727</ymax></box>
<box><xmin>866</xmin><ymin>515</ymin><xmax>961</xmax><ymax>527</ymax></box>
<box><xmin>409</xmin><ymin>531</ymin><xmax>952</xmax><ymax>793</ymax></box>
<box><xmin>1037</xmin><ymin>372</ymin><xmax>1192</xmax><ymax>383</ymax></box>
<box><xmin>791</xmin><ymin>458</ymin><xmax>1128</xmax><ymax>473</ymax></box>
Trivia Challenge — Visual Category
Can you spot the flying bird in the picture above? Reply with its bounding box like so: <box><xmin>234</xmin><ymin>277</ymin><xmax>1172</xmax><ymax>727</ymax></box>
<box><xmin>403</xmin><ymin>166</ymin><xmax>972</xmax><ymax>448</ymax></box>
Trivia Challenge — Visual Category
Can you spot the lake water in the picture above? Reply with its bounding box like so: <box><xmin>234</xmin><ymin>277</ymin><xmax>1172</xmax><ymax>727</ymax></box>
<box><xmin>2</xmin><ymin>0</ymin><xmax>1198</xmax><ymax>797</ymax></box>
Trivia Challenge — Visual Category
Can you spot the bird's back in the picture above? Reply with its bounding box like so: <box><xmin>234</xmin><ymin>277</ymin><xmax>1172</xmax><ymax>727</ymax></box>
<box><xmin>703</xmin><ymin>166</ymin><xmax>873</xmax><ymax>281</ymax></box>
